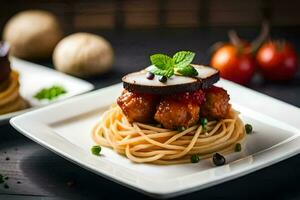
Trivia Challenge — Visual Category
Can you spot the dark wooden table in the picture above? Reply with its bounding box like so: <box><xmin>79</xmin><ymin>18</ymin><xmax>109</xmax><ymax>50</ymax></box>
<box><xmin>1</xmin><ymin>28</ymin><xmax>300</xmax><ymax>200</ymax></box>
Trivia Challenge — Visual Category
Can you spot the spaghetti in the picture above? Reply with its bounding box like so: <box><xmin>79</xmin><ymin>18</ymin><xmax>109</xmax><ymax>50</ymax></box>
<box><xmin>92</xmin><ymin>105</ymin><xmax>246</xmax><ymax>165</ymax></box>
<box><xmin>0</xmin><ymin>70</ymin><xmax>27</xmax><ymax>114</ymax></box>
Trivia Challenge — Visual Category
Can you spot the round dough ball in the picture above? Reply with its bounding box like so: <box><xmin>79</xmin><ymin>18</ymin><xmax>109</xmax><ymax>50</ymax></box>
<box><xmin>3</xmin><ymin>10</ymin><xmax>63</xmax><ymax>60</ymax></box>
<box><xmin>53</xmin><ymin>33</ymin><xmax>113</xmax><ymax>77</ymax></box>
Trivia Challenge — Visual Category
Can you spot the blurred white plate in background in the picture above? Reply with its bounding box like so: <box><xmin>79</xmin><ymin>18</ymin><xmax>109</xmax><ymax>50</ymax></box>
<box><xmin>0</xmin><ymin>57</ymin><xmax>94</xmax><ymax>124</ymax></box>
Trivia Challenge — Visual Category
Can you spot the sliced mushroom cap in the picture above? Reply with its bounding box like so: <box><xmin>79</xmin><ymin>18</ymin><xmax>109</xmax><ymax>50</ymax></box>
<box><xmin>122</xmin><ymin>64</ymin><xmax>219</xmax><ymax>94</ymax></box>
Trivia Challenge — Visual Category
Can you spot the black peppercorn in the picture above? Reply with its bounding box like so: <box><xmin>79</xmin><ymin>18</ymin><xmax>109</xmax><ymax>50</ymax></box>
<box><xmin>146</xmin><ymin>72</ymin><xmax>155</xmax><ymax>80</ymax></box>
<box><xmin>212</xmin><ymin>153</ymin><xmax>226</xmax><ymax>166</ymax></box>
<box><xmin>159</xmin><ymin>76</ymin><xmax>167</xmax><ymax>83</ymax></box>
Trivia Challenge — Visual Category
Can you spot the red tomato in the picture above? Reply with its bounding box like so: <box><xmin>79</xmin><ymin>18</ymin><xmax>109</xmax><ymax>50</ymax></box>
<box><xmin>210</xmin><ymin>44</ymin><xmax>256</xmax><ymax>85</ymax></box>
<box><xmin>256</xmin><ymin>41</ymin><xmax>298</xmax><ymax>81</ymax></box>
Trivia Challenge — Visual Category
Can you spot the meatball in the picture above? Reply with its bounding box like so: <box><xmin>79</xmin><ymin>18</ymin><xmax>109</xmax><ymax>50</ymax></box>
<box><xmin>168</xmin><ymin>89</ymin><xmax>205</xmax><ymax>105</ymax></box>
<box><xmin>154</xmin><ymin>98</ymin><xmax>200</xmax><ymax>129</ymax></box>
<box><xmin>201</xmin><ymin>86</ymin><xmax>230</xmax><ymax>120</ymax></box>
<box><xmin>117</xmin><ymin>90</ymin><xmax>158</xmax><ymax>123</ymax></box>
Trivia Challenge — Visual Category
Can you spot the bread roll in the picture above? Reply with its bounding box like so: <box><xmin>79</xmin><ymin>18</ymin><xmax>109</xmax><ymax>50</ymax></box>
<box><xmin>53</xmin><ymin>32</ymin><xmax>113</xmax><ymax>77</ymax></box>
<box><xmin>3</xmin><ymin>10</ymin><xmax>63</xmax><ymax>60</ymax></box>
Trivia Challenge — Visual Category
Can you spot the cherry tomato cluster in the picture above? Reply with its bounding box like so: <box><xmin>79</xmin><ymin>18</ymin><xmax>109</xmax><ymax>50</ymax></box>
<box><xmin>256</xmin><ymin>41</ymin><xmax>298</xmax><ymax>81</ymax></box>
<box><xmin>211</xmin><ymin>43</ymin><xmax>256</xmax><ymax>85</ymax></box>
<box><xmin>210</xmin><ymin>25</ymin><xmax>298</xmax><ymax>85</ymax></box>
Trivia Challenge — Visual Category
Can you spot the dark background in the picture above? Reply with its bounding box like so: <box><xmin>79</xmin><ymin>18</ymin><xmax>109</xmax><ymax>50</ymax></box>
<box><xmin>1</xmin><ymin>0</ymin><xmax>300</xmax><ymax>200</ymax></box>
<box><xmin>1</xmin><ymin>0</ymin><xmax>300</xmax><ymax>32</ymax></box>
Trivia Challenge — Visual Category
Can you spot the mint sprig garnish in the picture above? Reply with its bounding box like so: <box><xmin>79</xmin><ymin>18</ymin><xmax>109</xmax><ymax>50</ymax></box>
<box><xmin>173</xmin><ymin>51</ymin><xmax>195</xmax><ymax>68</ymax></box>
<box><xmin>151</xmin><ymin>68</ymin><xmax>174</xmax><ymax>78</ymax></box>
<box><xmin>175</xmin><ymin>65</ymin><xmax>198</xmax><ymax>76</ymax></box>
<box><xmin>150</xmin><ymin>54</ymin><xmax>174</xmax><ymax>69</ymax></box>
<box><xmin>150</xmin><ymin>51</ymin><xmax>198</xmax><ymax>78</ymax></box>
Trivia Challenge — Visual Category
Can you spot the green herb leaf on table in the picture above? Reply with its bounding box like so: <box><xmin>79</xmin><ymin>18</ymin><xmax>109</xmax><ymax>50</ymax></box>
<box><xmin>150</xmin><ymin>51</ymin><xmax>198</xmax><ymax>78</ymax></box>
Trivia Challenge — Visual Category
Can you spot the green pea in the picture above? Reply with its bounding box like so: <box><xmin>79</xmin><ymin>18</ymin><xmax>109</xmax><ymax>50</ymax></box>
<box><xmin>91</xmin><ymin>145</ymin><xmax>101</xmax><ymax>156</ymax></box>
<box><xmin>177</xmin><ymin>126</ymin><xmax>186</xmax><ymax>132</ymax></box>
<box><xmin>190</xmin><ymin>154</ymin><xmax>200</xmax><ymax>163</ymax></box>
<box><xmin>235</xmin><ymin>143</ymin><xmax>242</xmax><ymax>152</ymax></box>
<box><xmin>245</xmin><ymin>124</ymin><xmax>253</xmax><ymax>134</ymax></box>
<box><xmin>200</xmin><ymin>117</ymin><xmax>208</xmax><ymax>130</ymax></box>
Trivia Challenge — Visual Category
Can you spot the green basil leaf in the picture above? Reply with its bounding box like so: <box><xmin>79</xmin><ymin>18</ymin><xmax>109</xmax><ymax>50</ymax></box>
<box><xmin>151</xmin><ymin>68</ymin><xmax>174</xmax><ymax>78</ymax></box>
<box><xmin>173</xmin><ymin>51</ymin><xmax>195</xmax><ymax>68</ymax></box>
<box><xmin>150</xmin><ymin>54</ymin><xmax>174</xmax><ymax>70</ymax></box>
<box><xmin>175</xmin><ymin>65</ymin><xmax>198</xmax><ymax>77</ymax></box>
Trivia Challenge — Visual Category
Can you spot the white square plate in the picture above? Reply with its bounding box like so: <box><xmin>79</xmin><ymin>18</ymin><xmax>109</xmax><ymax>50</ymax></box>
<box><xmin>0</xmin><ymin>57</ymin><xmax>94</xmax><ymax>123</ymax></box>
<box><xmin>10</xmin><ymin>80</ymin><xmax>300</xmax><ymax>198</ymax></box>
